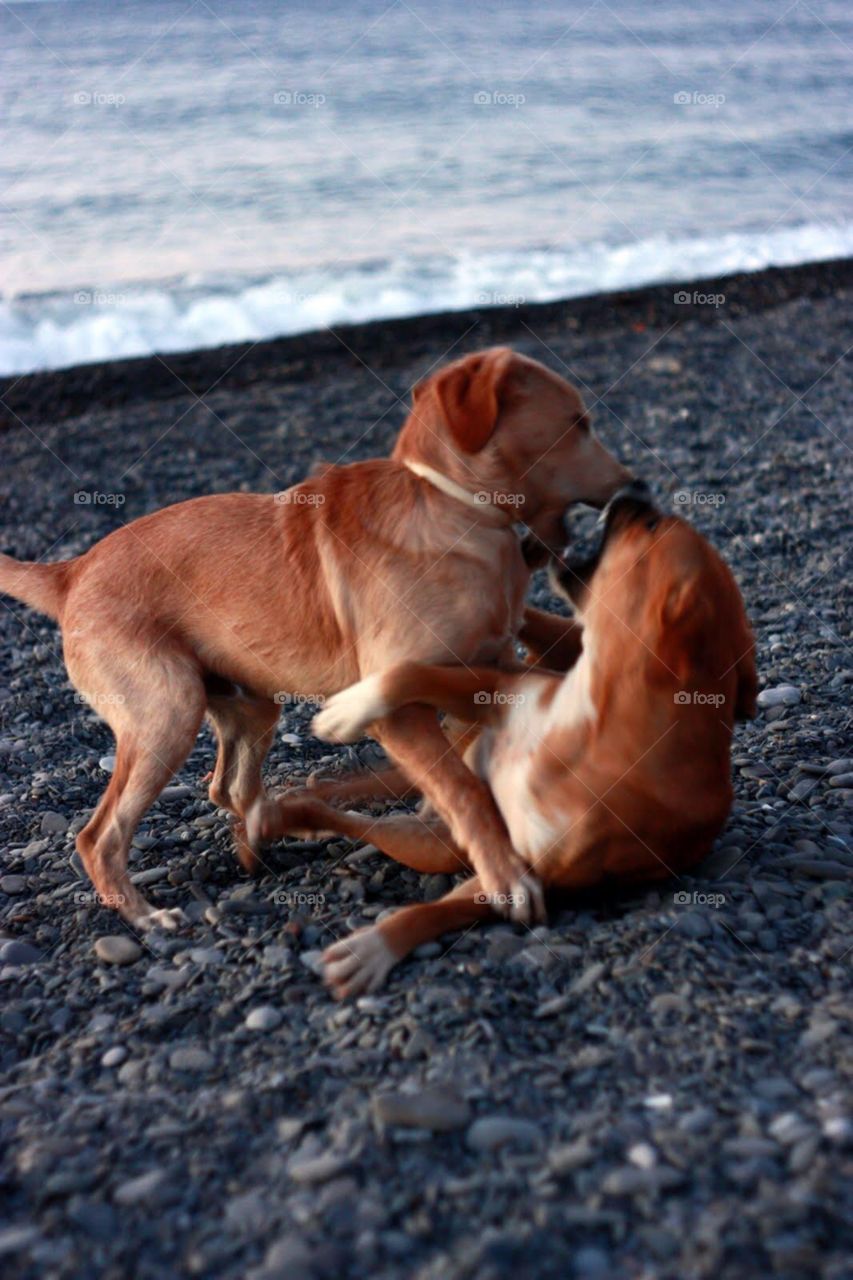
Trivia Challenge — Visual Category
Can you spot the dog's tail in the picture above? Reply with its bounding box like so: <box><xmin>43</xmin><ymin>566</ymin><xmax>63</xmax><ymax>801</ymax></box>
<box><xmin>0</xmin><ymin>553</ymin><xmax>71</xmax><ymax>620</ymax></box>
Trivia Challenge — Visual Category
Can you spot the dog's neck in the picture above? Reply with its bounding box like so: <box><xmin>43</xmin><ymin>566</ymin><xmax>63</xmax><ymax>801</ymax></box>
<box><xmin>404</xmin><ymin>461</ymin><xmax>512</xmax><ymax>524</ymax></box>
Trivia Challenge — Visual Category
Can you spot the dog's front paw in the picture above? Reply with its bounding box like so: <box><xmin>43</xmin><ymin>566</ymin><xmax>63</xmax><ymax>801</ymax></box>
<box><xmin>313</xmin><ymin>674</ymin><xmax>387</xmax><ymax>743</ymax></box>
<box><xmin>134</xmin><ymin>906</ymin><xmax>187</xmax><ymax>933</ymax></box>
<box><xmin>322</xmin><ymin>927</ymin><xmax>396</xmax><ymax>999</ymax></box>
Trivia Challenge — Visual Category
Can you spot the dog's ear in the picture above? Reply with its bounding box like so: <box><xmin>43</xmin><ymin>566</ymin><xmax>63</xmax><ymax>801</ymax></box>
<box><xmin>428</xmin><ymin>348</ymin><xmax>517</xmax><ymax>453</ymax></box>
<box><xmin>655</xmin><ymin>578</ymin><xmax>710</xmax><ymax>686</ymax></box>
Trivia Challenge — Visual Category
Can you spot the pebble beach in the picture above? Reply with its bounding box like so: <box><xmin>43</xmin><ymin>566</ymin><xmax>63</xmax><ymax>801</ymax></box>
<box><xmin>0</xmin><ymin>259</ymin><xmax>851</xmax><ymax>1279</ymax></box>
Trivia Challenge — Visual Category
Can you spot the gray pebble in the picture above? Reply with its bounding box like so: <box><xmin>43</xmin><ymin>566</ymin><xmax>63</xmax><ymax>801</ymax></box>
<box><xmin>674</xmin><ymin>910</ymin><xmax>711</xmax><ymax>939</ymax></box>
<box><xmin>372</xmin><ymin>1086</ymin><xmax>470</xmax><ymax>1131</ymax></box>
<box><xmin>94</xmin><ymin>936</ymin><xmax>142</xmax><ymax>965</ymax></box>
<box><xmin>40</xmin><ymin>810</ymin><xmax>67</xmax><ymax>835</ymax></box>
<box><xmin>0</xmin><ymin>1226</ymin><xmax>40</xmax><ymax>1257</ymax></box>
<box><xmin>0</xmin><ymin>874</ymin><xmax>26</xmax><ymax>894</ymax></box>
<box><xmin>245</xmin><ymin>1006</ymin><xmax>282</xmax><ymax>1032</ymax></box>
<box><xmin>549</xmin><ymin>1137</ymin><xmax>594</xmax><ymax>1174</ymax></box>
<box><xmin>757</xmin><ymin>684</ymin><xmax>801</xmax><ymax>708</ymax></box>
<box><xmin>288</xmin><ymin>1152</ymin><xmax>351</xmax><ymax>1185</ymax></box>
<box><xmin>571</xmin><ymin>960</ymin><xmax>607</xmax><ymax>993</ymax></box>
<box><xmin>113</xmin><ymin>1169</ymin><xmax>167</xmax><ymax>1207</ymax></box>
<box><xmin>169</xmin><ymin>1046</ymin><xmax>215</xmax><ymax>1072</ymax></box>
<box><xmin>0</xmin><ymin>939</ymin><xmax>43</xmax><ymax>965</ymax></box>
<box><xmin>573</xmin><ymin>1245</ymin><xmax>612</xmax><ymax>1277</ymax></box>
<box><xmin>466</xmin><ymin>1116</ymin><xmax>543</xmax><ymax>1153</ymax></box>
<box><xmin>188</xmin><ymin>946</ymin><xmax>225</xmax><ymax>966</ymax></box>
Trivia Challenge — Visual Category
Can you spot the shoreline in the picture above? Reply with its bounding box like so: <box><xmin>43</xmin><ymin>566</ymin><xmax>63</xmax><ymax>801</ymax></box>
<box><xmin>1</xmin><ymin>254</ymin><xmax>851</xmax><ymax>430</ymax></box>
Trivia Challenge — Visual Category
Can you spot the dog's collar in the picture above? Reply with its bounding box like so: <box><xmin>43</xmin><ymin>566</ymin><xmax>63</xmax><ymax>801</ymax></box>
<box><xmin>404</xmin><ymin>461</ymin><xmax>503</xmax><ymax>516</ymax></box>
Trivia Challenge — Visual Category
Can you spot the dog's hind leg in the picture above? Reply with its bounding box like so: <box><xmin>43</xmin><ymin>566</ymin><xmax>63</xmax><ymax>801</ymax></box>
<box><xmin>304</xmin><ymin>764</ymin><xmax>417</xmax><ymax>806</ymax></box>
<box><xmin>205</xmin><ymin>690</ymin><xmax>280</xmax><ymax>873</ymax></box>
<box><xmin>247</xmin><ymin>794</ymin><xmax>471</xmax><ymax>875</ymax></box>
<box><xmin>70</xmin><ymin>645</ymin><xmax>206</xmax><ymax>929</ymax></box>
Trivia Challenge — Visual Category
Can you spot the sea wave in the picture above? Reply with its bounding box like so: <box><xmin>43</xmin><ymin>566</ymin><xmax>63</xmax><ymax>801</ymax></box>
<box><xmin>2</xmin><ymin>220</ymin><xmax>852</xmax><ymax>377</ymax></box>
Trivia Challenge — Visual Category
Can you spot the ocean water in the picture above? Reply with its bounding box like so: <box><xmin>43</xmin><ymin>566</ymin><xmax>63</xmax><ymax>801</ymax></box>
<box><xmin>1</xmin><ymin>0</ymin><xmax>851</xmax><ymax>375</ymax></box>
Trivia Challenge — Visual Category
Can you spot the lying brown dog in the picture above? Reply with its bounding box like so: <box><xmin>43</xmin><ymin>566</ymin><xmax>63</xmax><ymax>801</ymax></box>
<box><xmin>254</xmin><ymin>482</ymin><xmax>757</xmax><ymax>998</ymax></box>
<box><xmin>0</xmin><ymin>347</ymin><xmax>629</xmax><ymax>929</ymax></box>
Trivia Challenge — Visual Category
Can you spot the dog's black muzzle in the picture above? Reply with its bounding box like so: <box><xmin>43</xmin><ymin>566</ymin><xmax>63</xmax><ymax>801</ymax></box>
<box><xmin>550</xmin><ymin>480</ymin><xmax>658</xmax><ymax>602</ymax></box>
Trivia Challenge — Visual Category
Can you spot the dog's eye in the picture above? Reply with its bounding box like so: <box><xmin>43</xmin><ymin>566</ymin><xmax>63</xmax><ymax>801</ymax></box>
<box><xmin>645</xmin><ymin>517</ymin><xmax>659</xmax><ymax>531</ymax></box>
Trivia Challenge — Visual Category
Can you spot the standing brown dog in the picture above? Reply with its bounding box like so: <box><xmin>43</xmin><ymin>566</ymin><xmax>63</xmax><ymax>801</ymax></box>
<box><xmin>0</xmin><ymin>347</ymin><xmax>629</xmax><ymax>930</ymax></box>
<box><xmin>258</xmin><ymin>483</ymin><xmax>756</xmax><ymax>998</ymax></box>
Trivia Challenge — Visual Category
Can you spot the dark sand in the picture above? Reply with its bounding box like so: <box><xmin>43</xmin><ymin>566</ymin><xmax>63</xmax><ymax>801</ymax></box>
<box><xmin>0</xmin><ymin>260</ymin><xmax>851</xmax><ymax>1279</ymax></box>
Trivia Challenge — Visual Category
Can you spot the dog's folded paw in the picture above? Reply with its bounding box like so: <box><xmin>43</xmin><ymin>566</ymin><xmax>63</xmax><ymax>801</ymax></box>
<box><xmin>313</xmin><ymin>674</ymin><xmax>387</xmax><ymax>743</ymax></box>
<box><xmin>245</xmin><ymin>796</ymin><xmax>280</xmax><ymax>846</ymax></box>
<box><xmin>322</xmin><ymin>927</ymin><xmax>396</xmax><ymax>999</ymax></box>
<box><xmin>509</xmin><ymin>872</ymin><xmax>546</xmax><ymax>926</ymax></box>
<box><xmin>478</xmin><ymin>867</ymin><xmax>546</xmax><ymax>926</ymax></box>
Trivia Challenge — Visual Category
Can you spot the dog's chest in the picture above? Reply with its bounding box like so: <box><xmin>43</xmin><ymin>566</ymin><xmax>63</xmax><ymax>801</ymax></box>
<box><xmin>484</xmin><ymin>681</ymin><xmax>562</xmax><ymax>860</ymax></box>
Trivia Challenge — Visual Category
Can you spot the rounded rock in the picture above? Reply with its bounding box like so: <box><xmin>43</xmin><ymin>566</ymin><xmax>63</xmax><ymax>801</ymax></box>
<box><xmin>372</xmin><ymin>1087</ymin><xmax>470</xmax><ymax>1132</ymax></box>
<box><xmin>245</xmin><ymin>1005</ymin><xmax>282</xmax><ymax>1032</ymax></box>
<box><xmin>466</xmin><ymin>1116</ymin><xmax>543</xmax><ymax>1153</ymax></box>
<box><xmin>94</xmin><ymin>936</ymin><xmax>142</xmax><ymax>966</ymax></box>
<box><xmin>169</xmin><ymin>1046</ymin><xmax>215</xmax><ymax>1072</ymax></box>
<box><xmin>757</xmin><ymin>684</ymin><xmax>801</xmax><ymax>709</ymax></box>
<box><xmin>0</xmin><ymin>939</ymin><xmax>43</xmax><ymax>965</ymax></box>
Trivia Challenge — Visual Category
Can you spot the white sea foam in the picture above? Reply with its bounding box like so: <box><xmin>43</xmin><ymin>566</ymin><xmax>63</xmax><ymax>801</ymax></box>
<box><xmin>2</xmin><ymin>220</ymin><xmax>851</xmax><ymax>376</ymax></box>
